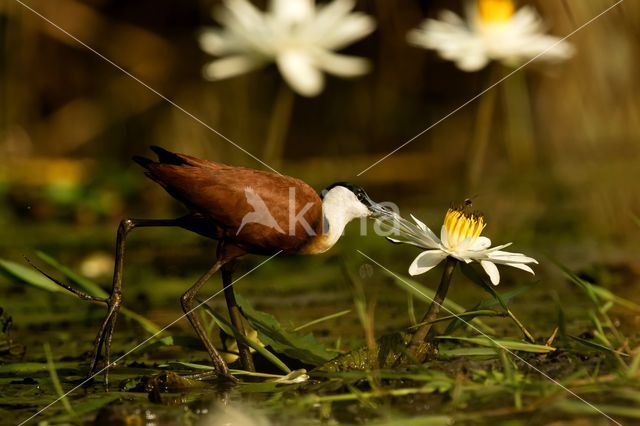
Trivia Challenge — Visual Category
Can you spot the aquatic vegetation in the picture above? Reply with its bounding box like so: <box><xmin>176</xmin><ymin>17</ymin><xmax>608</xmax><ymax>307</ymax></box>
<box><xmin>1</xmin><ymin>252</ymin><xmax>639</xmax><ymax>424</ymax></box>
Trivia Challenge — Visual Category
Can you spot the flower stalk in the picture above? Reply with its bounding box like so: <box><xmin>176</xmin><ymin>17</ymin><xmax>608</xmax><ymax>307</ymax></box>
<box><xmin>407</xmin><ymin>256</ymin><xmax>458</xmax><ymax>362</ymax></box>
<box><xmin>263</xmin><ymin>83</ymin><xmax>296</xmax><ymax>167</ymax></box>
<box><xmin>467</xmin><ymin>65</ymin><xmax>498</xmax><ymax>189</ymax></box>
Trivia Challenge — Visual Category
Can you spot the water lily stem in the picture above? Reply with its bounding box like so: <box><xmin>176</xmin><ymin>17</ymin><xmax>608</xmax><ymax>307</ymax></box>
<box><xmin>263</xmin><ymin>83</ymin><xmax>295</xmax><ymax>168</ymax></box>
<box><xmin>467</xmin><ymin>65</ymin><xmax>498</xmax><ymax>191</ymax></box>
<box><xmin>503</xmin><ymin>69</ymin><xmax>535</xmax><ymax>167</ymax></box>
<box><xmin>407</xmin><ymin>257</ymin><xmax>458</xmax><ymax>361</ymax></box>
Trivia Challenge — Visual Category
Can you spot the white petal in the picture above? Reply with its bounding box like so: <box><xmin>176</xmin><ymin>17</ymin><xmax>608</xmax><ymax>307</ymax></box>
<box><xmin>386</xmin><ymin>237</ymin><xmax>425</xmax><ymax>248</ymax></box>
<box><xmin>486</xmin><ymin>242</ymin><xmax>513</xmax><ymax>252</ymax></box>
<box><xmin>480</xmin><ymin>260</ymin><xmax>501</xmax><ymax>285</ymax></box>
<box><xmin>504</xmin><ymin>262</ymin><xmax>535</xmax><ymax>275</ymax></box>
<box><xmin>440</xmin><ymin>225</ymin><xmax>449</xmax><ymax>248</ymax></box>
<box><xmin>318</xmin><ymin>13</ymin><xmax>376</xmax><ymax>50</ymax></box>
<box><xmin>199</xmin><ymin>30</ymin><xmax>237</xmax><ymax>56</ymax></box>
<box><xmin>515</xmin><ymin>35</ymin><xmax>575</xmax><ymax>62</ymax></box>
<box><xmin>215</xmin><ymin>1</ymin><xmax>271</xmax><ymax>54</ymax></box>
<box><xmin>221</xmin><ymin>0</ymin><xmax>265</xmax><ymax>30</ymax></box>
<box><xmin>488</xmin><ymin>250</ymin><xmax>538</xmax><ymax>264</ymax></box>
<box><xmin>271</xmin><ymin>0</ymin><xmax>314</xmax><ymax>23</ymax></box>
<box><xmin>409</xmin><ymin>215</ymin><xmax>440</xmax><ymax>247</ymax></box>
<box><xmin>276</xmin><ymin>50</ymin><xmax>324</xmax><ymax>96</ymax></box>
<box><xmin>509</xmin><ymin>6</ymin><xmax>545</xmax><ymax>34</ymax></box>
<box><xmin>469</xmin><ymin>236</ymin><xmax>492</xmax><ymax>251</ymax></box>
<box><xmin>411</xmin><ymin>214</ymin><xmax>428</xmax><ymax>231</ymax></box>
<box><xmin>203</xmin><ymin>56</ymin><xmax>265</xmax><ymax>80</ymax></box>
<box><xmin>408</xmin><ymin>18</ymin><xmax>490</xmax><ymax>72</ymax></box>
<box><xmin>312</xmin><ymin>0</ymin><xmax>357</xmax><ymax>33</ymax></box>
<box><xmin>456</xmin><ymin>51</ymin><xmax>490</xmax><ymax>72</ymax></box>
<box><xmin>315</xmin><ymin>51</ymin><xmax>370</xmax><ymax>77</ymax></box>
<box><xmin>438</xmin><ymin>10</ymin><xmax>466</xmax><ymax>26</ymax></box>
<box><xmin>408</xmin><ymin>250</ymin><xmax>448</xmax><ymax>276</ymax></box>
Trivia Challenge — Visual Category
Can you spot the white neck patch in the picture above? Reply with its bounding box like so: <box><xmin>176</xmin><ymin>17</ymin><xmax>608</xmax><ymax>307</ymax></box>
<box><xmin>318</xmin><ymin>186</ymin><xmax>370</xmax><ymax>251</ymax></box>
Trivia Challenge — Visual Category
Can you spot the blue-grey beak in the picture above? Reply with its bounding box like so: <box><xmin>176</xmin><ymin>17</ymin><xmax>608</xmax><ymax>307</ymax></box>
<box><xmin>360</xmin><ymin>193</ymin><xmax>394</xmax><ymax>219</ymax></box>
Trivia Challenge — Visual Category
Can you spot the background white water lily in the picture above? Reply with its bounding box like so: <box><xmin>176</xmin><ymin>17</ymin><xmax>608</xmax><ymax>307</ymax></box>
<box><xmin>384</xmin><ymin>208</ymin><xmax>538</xmax><ymax>285</ymax></box>
<box><xmin>407</xmin><ymin>0</ymin><xmax>575</xmax><ymax>72</ymax></box>
<box><xmin>199</xmin><ymin>0</ymin><xmax>375</xmax><ymax>96</ymax></box>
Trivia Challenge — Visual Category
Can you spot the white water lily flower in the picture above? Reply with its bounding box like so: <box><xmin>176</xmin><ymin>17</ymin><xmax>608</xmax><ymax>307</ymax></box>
<box><xmin>407</xmin><ymin>0</ymin><xmax>575</xmax><ymax>72</ymax></box>
<box><xmin>199</xmin><ymin>0</ymin><xmax>375</xmax><ymax>97</ymax></box>
<box><xmin>385</xmin><ymin>206</ymin><xmax>538</xmax><ymax>285</ymax></box>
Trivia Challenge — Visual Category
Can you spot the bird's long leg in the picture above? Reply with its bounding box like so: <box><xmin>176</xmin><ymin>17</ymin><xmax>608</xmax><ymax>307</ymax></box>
<box><xmin>222</xmin><ymin>262</ymin><xmax>255</xmax><ymax>372</ymax></box>
<box><xmin>88</xmin><ymin>217</ymin><xmax>183</xmax><ymax>386</ymax></box>
<box><xmin>180</xmin><ymin>261</ymin><xmax>232</xmax><ymax>378</ymax></box>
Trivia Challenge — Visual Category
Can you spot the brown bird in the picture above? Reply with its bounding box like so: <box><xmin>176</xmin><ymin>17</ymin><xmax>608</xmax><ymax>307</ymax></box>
<box><xmin>55</xmin><ymin>146</ymin><xmax>391</xmax><ymax>383</ymax></box>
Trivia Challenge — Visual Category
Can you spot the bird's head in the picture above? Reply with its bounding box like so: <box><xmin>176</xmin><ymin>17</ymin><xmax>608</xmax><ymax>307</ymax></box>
<box><xmin>321</xmin><ymin>182</ymin><xmax>392</xmax><ymax>221</ymax></box>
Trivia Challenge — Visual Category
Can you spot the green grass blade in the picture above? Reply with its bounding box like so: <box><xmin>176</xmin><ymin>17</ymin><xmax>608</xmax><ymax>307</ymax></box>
<box><xmin>0</xmin><ymin>258</ymin><xmax>62</xmax><ymax>292</ymax></box>
<box><xmin>292</xmin><ymin>309</ymin><xmax>351</xmax><ymax>332</ymax></box>
<box><xmin>36</xmin><ymin>251</ymin><xmax>108</xmax><ymax>298</ymax></box>
<box><xmin>435</xmin><ymin>335</ymin><xmax>555</xmax><ymax>353</ymax></box>
<box><xmin>569</xmin><ymin>335</ymin><xmax>629</xmax><ymax>356</ymax></box>
<box><xmin>382</xmin><ymin>269</ymin><xmax>494</xmax><ymax>334</ymax></box>
<box><xmin>445</xmin><ymin>284</ymin><xmax>531</xmax><ymax>334</ymax></box>
<box><xmin>44</xmin><ymin>342</ymin><xmax>75</xmax><ymax>416</ymax></box>
<box><xmin>438</xmin><ymin>346</ymin><xmax>498</xmax><ymax>357</ymax></box>
<box><xmin>460</xmin><ymin>264</ymin><xmax>535</xmax><ymax>342</ymax></box>
<box><xmin>120</xmin><ymin>307</ymin><xmax>162</xmax><ymax>335</ymax></box>
<box><xmin>203</xmin><ymin>306</ymin><xmax>291</xmax><ymax>374</ymax></box>
<box><xmin>554</xmin><ymin>260</ymin><xmax>640</xmax><ymax>312</ymax></box>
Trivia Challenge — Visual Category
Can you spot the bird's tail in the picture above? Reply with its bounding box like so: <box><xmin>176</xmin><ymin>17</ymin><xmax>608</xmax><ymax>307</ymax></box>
<box><xmin>132</xmin><ymin>146</ymin><xmax>188</xmax><ymax>169</ymax></box>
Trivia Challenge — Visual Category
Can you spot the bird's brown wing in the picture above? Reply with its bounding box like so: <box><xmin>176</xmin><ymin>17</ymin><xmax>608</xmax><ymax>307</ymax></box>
<box><xmin>139</xmin><ymin>151</ymin><xmax>323</xmax><ymax>253</ymax></box>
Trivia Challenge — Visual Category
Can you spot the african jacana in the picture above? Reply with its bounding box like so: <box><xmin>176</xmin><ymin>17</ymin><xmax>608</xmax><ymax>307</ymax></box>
<box><xmin>59</xmin><ymin>146</ymin><xmax>390</xmax><ymax>383</ymax></box>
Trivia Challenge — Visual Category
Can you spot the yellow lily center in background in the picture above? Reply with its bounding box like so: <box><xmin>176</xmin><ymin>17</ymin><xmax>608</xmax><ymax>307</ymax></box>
<box><xmin>444</xmin><ymin>207</ymin><xmax>486</xmax><ymax>250</ymax></box>
<box><xmin>477</xmin><ymin>0</ymin><xmax>516</xmax><ymax>24</ymax></box>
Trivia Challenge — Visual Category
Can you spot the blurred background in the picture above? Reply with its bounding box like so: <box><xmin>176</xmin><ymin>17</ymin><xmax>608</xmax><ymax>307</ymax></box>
<box><xmin>1</xmin><ymin>0</ymin><xmax>639</xmax><ymax>343</ymax></box>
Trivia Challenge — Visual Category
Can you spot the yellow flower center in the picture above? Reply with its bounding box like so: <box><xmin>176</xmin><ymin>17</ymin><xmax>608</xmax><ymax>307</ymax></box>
<box><xmin>477</xmin><ymin>0</ymin><xmax>516</xmax><ymax>24</ymax></box>
<box><xmin>443</xmin><ymin>207</ymin><xmax>486</xmax><ymax>250</ymax></box>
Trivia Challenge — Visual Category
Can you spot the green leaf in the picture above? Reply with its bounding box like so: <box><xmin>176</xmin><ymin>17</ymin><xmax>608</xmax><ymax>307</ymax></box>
<box><xmin>293</xmin><ymin>309</ymin><xmax>351</xmax><ymax>332</ymax></box>
<box><xmin>119</xmin><ymin>307</ymin><xmax>163</xmax><ymax>335</ymax></box>
<box><xmin>44</xmin><ymin>342</ymin><xmax>75</xmax><ymax>416</ymax></box>
<box><xmin>554</xmin><ymin>399</ymin><xmax>640</xmax><ymax>419</ymax></box>
<box><xmin>235</xmin><ymin>294</ymin><xmax>334</xmax><ymax>366</ymax></box>
<box><xmin>0</xmin><ymin>362</ymin><xmax>80</xmax><ymax>374</ymax></box>
<box><xmin>0</xmin><ymin>258</ymin><xmax>63</xmax><ymax>292</ymax></box>
<box><xmin>371</xmin><ymin>415</ymin><xmax>452</xmax><ymax>426</ymax></box>
<box><xmin>36</xmin><ymin>251</ymin><xmax>108</xmax><ymax>298</ymax></box>
<box><xmin>434</xmin><ymin>335</ymin><xmax>555</xmax><ymax>353</ymax></box>
<box><xmin>381</xmin><ymin>269</ymin><xmax>494</xmax><ymax>334</ymax></box>
<box><xmin>569</xmin><ymin>335</ymin><xmax>629</xmax><ymax>356</ymax></box>
<box><xmin>438</xmin><ymin>346</ymin><xmax>499</xmax><ymax>357</ymax></box>
<box><xmin>202</xmin><ymin>305</ymin><xmax>291</xmax><ymax>374</ymax></box>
